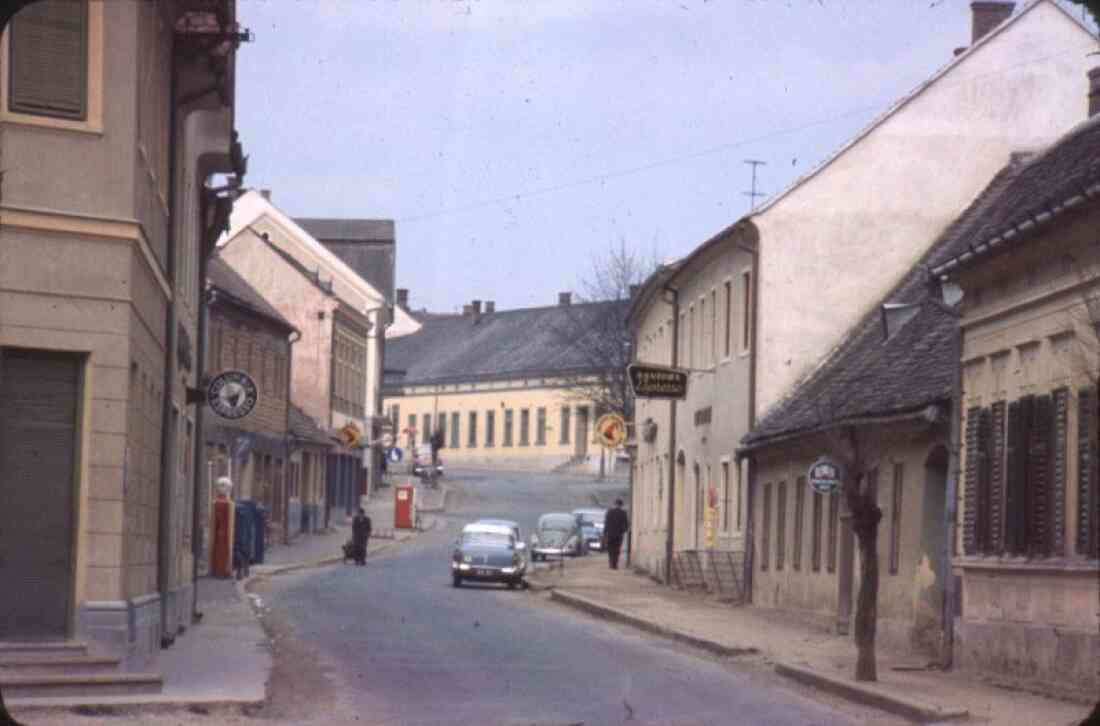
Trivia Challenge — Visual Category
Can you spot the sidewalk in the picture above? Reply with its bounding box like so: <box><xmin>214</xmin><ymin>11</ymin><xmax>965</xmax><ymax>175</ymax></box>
<box><xmin>529</xmin><ymin>557</ymin><xmax>1094</xmax><ymax>725</ymax></box>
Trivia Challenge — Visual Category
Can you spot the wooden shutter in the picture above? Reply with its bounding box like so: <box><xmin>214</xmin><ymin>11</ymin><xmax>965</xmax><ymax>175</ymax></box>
<box><xmin>793</xmin><ymin>478</ymin><xmax>805</xmax><ymax>572</ymax></box>
<box><xmin>1028</xmin><ymin>395</ymin><xmax>1052</xmax><ymax>557</ymax></box>
<box><xmin>760</xmin><ymin>483</ymin><xmax>771</xmax><ymax>571</ymax></box>
<box><xmin>963</xmin><ymin>406</ymin><xmax>981</xmax><ymax>555</ymax></box>
<box><xmin>1005</xmin><ymin>399</ymin><xmax>1026</xmax><ymax>555</ymax></box>
<box><xmin>889</xmin><ymin>463</ymin><xmax>903</xmax><ymax>575</ymax></box>
<box><xmin>776</xmin><ymin>481</ymin><xmax>787</xmax><ymax>571</ymax></box>
<box><xmin>9</xmin><ymin>0</ymin><xmax>88</xmax><ymax>120</ymax></box>
<box><xmin>827</xmin><ymin>490</ymin><xmax>839</xmax><ymax>573</ymax></box>
<box><xmin>1051</xmin><ymin>388</ymin><xmax>1069</xmax><ymax>557</ymax></box>
<box><xmin>989</xmin><ymin>401</ymin><xmax>1007</xmax><ymax>554</ymax></box>
<box><xmin>811</xmin><ymin>490</ymin><xmax>822</xmax><ymax>572</ymax></box>
<box><xmin>1078</xmin><ymin>387</ymin><xmax>1098</xmax><ymax>558</ymax></box>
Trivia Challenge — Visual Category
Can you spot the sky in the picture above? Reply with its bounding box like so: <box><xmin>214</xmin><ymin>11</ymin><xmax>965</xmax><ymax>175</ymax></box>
<box><xmin>234</xmin><ymin>0</ymin><xmax>1095</xmax><ymax>314</ymax></box>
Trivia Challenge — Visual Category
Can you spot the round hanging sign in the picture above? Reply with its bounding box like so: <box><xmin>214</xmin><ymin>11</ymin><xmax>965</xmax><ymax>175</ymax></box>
<box><xmin>594</xmin><ymin>413</ymin><xmax>627</xmax><ymax>449</ymax></box>
<box><xmin>808</xmin><ymin>456</ymin><xmax>842</xmax><ymax>495</ymax></box>
<box><xmin>207</xmin><ymin>370</ymin><xmax>258</xmax><ymax>420</ymax></box>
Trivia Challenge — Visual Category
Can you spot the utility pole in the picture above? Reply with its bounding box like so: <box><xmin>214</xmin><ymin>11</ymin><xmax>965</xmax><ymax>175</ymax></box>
<box><xmin>743</xmin><ymin>159</ymin><xmax>767</xmax><ymax>212</ymax></box>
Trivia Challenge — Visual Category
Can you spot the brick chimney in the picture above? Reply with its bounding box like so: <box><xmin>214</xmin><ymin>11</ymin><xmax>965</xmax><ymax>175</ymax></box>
<box><xmin>396</xmin><ymin>288</ymin><xmax>409</xmax><ymax>309</ymax></box>
<box><xmin>485</xmin><ymin>301</ymin><xmax>495</xmax><ymax>314</ymax></box>
<box><xmin>471</xmin><ymin>300</ymin><xmax>482</xmax><ymax>322</ymax></box>
<box><xmin>970</xmin><ymin>2</ymin><xmax>1014</xmax><ymax>44</ymax></box>
<box><xmin>558</xmin><ymin>292</ymin><xmax>572</xmax><ymax>307</ymax></box>
<box><xmin>462</xmin><ymin>304</ymin><xmax>473</xmax><ymax>315</ymax></box>
<box><xmin>1090</xmin><ymin>66</ymin><xmax>1100</xmax><ymax>118</ymax></box>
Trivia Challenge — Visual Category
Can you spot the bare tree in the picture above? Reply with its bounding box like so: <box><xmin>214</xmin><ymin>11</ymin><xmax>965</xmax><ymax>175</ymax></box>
<box><xmin>553</xmin><ymin>240</ymin><xmax>660</xmax><ymax>420</ymax></box>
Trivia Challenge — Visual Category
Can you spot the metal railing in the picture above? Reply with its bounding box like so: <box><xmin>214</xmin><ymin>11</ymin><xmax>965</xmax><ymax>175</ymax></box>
<box><xmin>671</xmin><ymin>549</ymin><xmax>745</xmax><ymax>603</ymax></box>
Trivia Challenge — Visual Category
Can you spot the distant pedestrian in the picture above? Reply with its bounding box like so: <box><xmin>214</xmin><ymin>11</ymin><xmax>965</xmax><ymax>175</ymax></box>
<box><xmin>603</xmin><ymin>499</ymin><xmax>629</xmax><ymax>570</ymax></box>
<box><xmin>351</xmin><ymin>508</ymin><xmax>372</xmax><ymax>566</ymax></box>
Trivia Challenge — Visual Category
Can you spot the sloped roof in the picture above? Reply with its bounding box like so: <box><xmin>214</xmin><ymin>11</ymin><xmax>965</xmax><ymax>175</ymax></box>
<box><xmin>294</xmin><ymin>218</ymin><xmax>394</xmax><ymax>242</ymax></box>
<box><xmin>289</xmin><ymin>404</ymin><xmax>334</xmax><ymax>446</ymax></box>
<box><xmin>295</xmin><ymin>218</ymin><xmax>396</xmax><ymax>304</ymax></box>
<box><xmin>384</xmin><ymin>300</ymin><xmax>629</xmax><ymax>386</ymax></box>
<box><xmin>741</xmin><ymin>161</ymin><xmax>1029</xmax><ymax>448</ymax></box>
<box><xmin>208</xmin><ymin>257</ymin><xmax>296</xmax><ymax>332</ymax></box>
<box><xmin>932</xmin><ymin>113</ymin><xmax>1100</xmax><ymax>274</ymax></box>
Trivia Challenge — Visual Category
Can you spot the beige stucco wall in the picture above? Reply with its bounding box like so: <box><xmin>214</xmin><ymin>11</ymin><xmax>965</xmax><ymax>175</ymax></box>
<box><xmin>630</xmin><ymin>235</ymin><xmax>755</xmax><ymax>579</ymax></box>
<box><xmin>951</xmin><ymin>208</ymin><xmax>1100</xmax><ymax>695</ymax></box>
<box><xmin>754</xmin><ymin>2</ymin><xmax>1098</xmax><ymax>420</ymax></box>
<box><xmin>384</xmin><ymin>381</ymin><xmax>599</xmax><ymax>472</ymax></box>
<box><xmin>751</xmin><ymin>427</ymin><xmax>949</xmax><ymax>656</ymax></box>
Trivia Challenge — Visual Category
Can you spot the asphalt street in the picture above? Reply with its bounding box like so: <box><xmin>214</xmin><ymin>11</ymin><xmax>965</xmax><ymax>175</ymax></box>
<box><xmin>251</xmin><ymin>470</ymin><xmax>862</xmax><ymax>726</ymax></box>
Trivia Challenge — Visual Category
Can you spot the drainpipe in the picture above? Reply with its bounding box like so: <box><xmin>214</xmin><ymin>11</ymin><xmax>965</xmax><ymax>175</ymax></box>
<box><xmin>941</xmin><ymin>316</ymin><xmax>964</xmax><ymax>668</ymax></box>
<box><xmin>735</xmin><ymin>232</ymin><xmax>759</xmax><ymax>599</ymax></box>
<box><xmin>284</xmin><ymin>329</ymin><xmax>300</xmax><ymax>544</ymax></box>
<box><xmin>663</xmin><ymin>284</ymin><xmax>680</xmax><ymax>585</ymax></box>
<box><xmin>190</xmin><ymin>279</ymin><xmax>211</xmax><ymax>624</ymax></box>
<box><xmin>157</xmin><ymin>33</ymin><xmax>182</xmax><ymax>650</ymax></box>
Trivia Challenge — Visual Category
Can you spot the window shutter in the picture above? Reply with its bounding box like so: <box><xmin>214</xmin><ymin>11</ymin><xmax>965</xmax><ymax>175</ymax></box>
<box><xmin>1028</xmin><ymin>395</ymin><xmax>1052</xmax><ymax>557</ymax></box>
<box><xmin>9</xmin><ymin>0</ymin><xmax>89</xmax><ymax>120</ymax></box>
<box><xmin>1004</xmin><ymin>399</ymin><xmax>1025</xmax><ymax>555</ymax></box>
<box><xmin>963</xmin><ymin>406</ymin><xmax>981</xmax><ymax>555</ymax></box>
<box><xmin>1051</xmin><ymin>388</ymin><xmax>1069</xmax><ymax>557</ymax></box>
<box><xmin>989</xmin><ymin>401</ymin><xmax>1007</xmax><ymax>554</ymax></box>
<box><xmin>976</xmin><ymin>408</ymin><xmax>992</xmax><ymax>554</ymax></box>
<box><xmin>1077</xmin><ymin>387</ymin><xmax>1098</xmax><ymax>558</ymax></box>
<box><xmin>827</xmin><ymin>490</ymin><xmax>839</xmax><ymax>573</ymax></box>
<box><xmin>760</xmin><ymin>484</ymin><xmax>771</xmax><ymax>572</ymax></box>
<box><xmin>793</xmin><ymin>478</ymin><xmax>805</xmax><ymax>572</ymax></box>
<box><xmin>776</xmin><ymin>481</ymin><xmax>787</xmax><ymax>571</ymax></box>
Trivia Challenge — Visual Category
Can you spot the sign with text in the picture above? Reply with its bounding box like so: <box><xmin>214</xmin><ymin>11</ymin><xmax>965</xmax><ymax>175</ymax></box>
<box><xmin>627</xmin><ymin>363</ymin><xmax>688</xmax><ymax>400</ymax></box>
<box><xmin>808</xmin><ymin>456</ymin><xmax>843</xmax><ymax>495</ymax></box>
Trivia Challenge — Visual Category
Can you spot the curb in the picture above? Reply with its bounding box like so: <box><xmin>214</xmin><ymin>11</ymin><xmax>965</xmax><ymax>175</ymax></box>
<box><xmin>549</xmin><ymin>589</ymin><xmax>758</xmax><ymax>658</ymax></box>
<box><xmin>774</xmin><ymin>662</ymin><xmax>969</xmax><ymax>723</ymax></box>
<box><xmin>9</xmin><ymin>697</ymin><xmax>265</xmax><ymax>714</ymax></box>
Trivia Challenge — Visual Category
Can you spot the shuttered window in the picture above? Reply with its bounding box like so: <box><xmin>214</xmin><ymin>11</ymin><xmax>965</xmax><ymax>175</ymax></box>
<box><xmin>467</xmin><ymin>412</ymin><xmax>477</xmax><ymax>448</ymax></box>
<box><xmin>1051</xmin><ymin>388</ymin><xmax>1068</xmax><ymax>557</ymax></box>
<box><xmin>8</xmin><ymin>0</ymin><xmax>88</xmax><ymax>120</ymax></box>
<box><xmin>450</xmin><ymin>412</ymin><xmax>460</xmax><ymax>449</ymax></box>
<box><xmin>827</xmin><ymin>490</ymin><xmax>839</xmax><ymax>573</ymax></box>
<box><xmin>963</xmin><ymin>406</ymin><xmax>981</xmax><ymax>555</ymax></box>
<box><xmin>776</xmin><ymin>481</ymin><xmax>787</xmax><ymax>571</ymax></box>
<box><xmin>792</xmin><ymin>477</ymin><xmax>805</xmax><ymax>571</ymax></box>
<box><xmin>989</xmin><ymin>401</ymin><xmax>1007</xmax><ymax>554</ymax></box>
<box><xmin>889</xmin><ymin>463</ymin><xmax>903</xmax><ymax>575</ymax></box>
<box><xmin>760</xmin><ymin>483</ymin><xmax>771</xmax><ymax>571</ymax></box>
<box><xmin>1077</xmin><ymin>387</ymin><xmax>1098</xmax><ymax>558</ymax></box>
<box><xmin>811</xmin><ymin>490</ymin><xmax>823</xmax><ymax>572</ymax></box>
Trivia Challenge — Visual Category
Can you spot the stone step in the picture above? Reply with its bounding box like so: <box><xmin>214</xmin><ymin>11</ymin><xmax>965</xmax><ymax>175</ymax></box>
<box><xmin>0</xmin><ymin>654</ymin><xmax>121</xmax><ymax>676</ymax></box>
<box><xmin>1</xmin><ymin>672</ymin><xmax>163</xmax><ymax>699</ymax></box>
<box><xmin>0</xmin><ymin>641</ymin><xmax>88</xmax><ymax>657</ymax></box>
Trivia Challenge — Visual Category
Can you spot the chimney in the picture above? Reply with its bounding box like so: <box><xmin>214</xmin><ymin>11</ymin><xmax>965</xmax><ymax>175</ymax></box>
<box><xmin>970</xmin><ymin>2</ymin><xmax>1014</xmax><ymax>44</ymax></box>
<box><xmin>471</xmin><ymin>299</ymin><xmax>482</xmax><ymax>323</ymax></box>
<box><xmin>462</xmin><ymin>304</ymin><xmax>473</xmax><ymax>315</ymax></box>
<box><xmin>485</xmin><ymin>301</ymin><xmax>495</xmax><ymax>314</ymax></box>
<box><xmin>1089</xmin><ymin>66</ymin><xmax>1100</xmax><ymax>118</ymax></box>
<box><xmin>396</xmin><ymin>288</ymin><xmax>409</xmax><ymax>308</ymax></box>
<box><xmin>259</xmin><ymin>188</ymin><xmax>272</xmax><ymax>201</ymax></box>
<box><xmin>558</xmin><ymin>292</ymin><xmax>572</xmax><ymax>307</ymax></box>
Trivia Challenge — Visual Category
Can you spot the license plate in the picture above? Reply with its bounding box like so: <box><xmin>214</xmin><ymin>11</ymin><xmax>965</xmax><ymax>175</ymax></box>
<box><xmin>476</xmin><ymin>568</ymin><xmax>493</xmax><ymax>576</ymax></box>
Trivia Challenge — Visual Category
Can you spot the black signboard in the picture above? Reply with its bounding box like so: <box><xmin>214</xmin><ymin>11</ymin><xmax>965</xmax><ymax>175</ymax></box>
<box><xmin>627</xmin><ymin>363</ymin><xmax>688</xmax><ymax>400</ymax></box>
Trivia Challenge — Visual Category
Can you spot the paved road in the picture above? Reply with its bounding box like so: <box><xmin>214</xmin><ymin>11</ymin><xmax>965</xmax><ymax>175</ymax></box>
<box><xmin>251</xmin><ymin>470</ymin><xmax>861</xmax><ymax>726</ymax></box>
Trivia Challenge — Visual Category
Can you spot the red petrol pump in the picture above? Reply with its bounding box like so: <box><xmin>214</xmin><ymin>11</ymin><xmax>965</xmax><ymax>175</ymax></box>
<box><xmin>394</xmin><ymin>483</ymin><xmax>415</xmax><ymax>529</ymax></box>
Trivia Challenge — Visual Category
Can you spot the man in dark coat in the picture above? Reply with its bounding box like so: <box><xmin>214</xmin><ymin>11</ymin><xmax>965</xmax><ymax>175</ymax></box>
<box><xmin>603</xmin><ymin>499</ymin><xmax>630</xmax><ymax>570</ymax></box>
<box><xmin>351</xmin><ymin>508</ymin><xmax>372</xmax><ymax>566</ymax></box>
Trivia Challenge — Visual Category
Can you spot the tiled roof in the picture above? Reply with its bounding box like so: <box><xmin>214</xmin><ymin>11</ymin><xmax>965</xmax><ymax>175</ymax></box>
<box><xmin>295</xmin><ymin>218</ymin><xmax>396</xmax><ymax>304</ymax></box>
<box><xmin>289</xmin><ymin>404</ymin><xmax>334</xmax><ymax>446</ymax></box>
<box><xmin>208</xmin><ymin>257</ymin><xmax>295</xmax><ymax>331</ymax></box>
<box><xmin>294</xmin><ymin>218</ymin><xmax>394</xmax><ymax>243</ymax></box>
<box><xmin>384</xmin><ymin>300</ymin><xmax>629</xmax><ymax>386</ymax></box>
<box><xmin>931</xmin><ymin>114</ymin><xmax>1100</xmax><ymax>273</ymax></box>
<box><xmin>741</xmin><ymin>161</ymin><xmax>1031</xmax><ymax>448</ymax></box>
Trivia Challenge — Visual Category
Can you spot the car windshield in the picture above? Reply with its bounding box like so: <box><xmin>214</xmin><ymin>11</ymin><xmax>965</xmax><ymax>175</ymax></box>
<box><xmin>575</xmin><ymin>513</ymin><xmax>603</xmax><ymax>526</ymax></box>
<box><xmin>461</xmin><ymin>532</ymin><xmax>512</xmax><ymax>548</ymax></box>
<box><xmin>540</xmin><ymin>516</ymin><xmax>574</xmax><ymax>532</ymax></box>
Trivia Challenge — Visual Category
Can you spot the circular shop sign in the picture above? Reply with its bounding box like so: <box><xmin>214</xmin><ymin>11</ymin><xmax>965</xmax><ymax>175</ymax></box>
<box><xmin>595</xmin><ymin>413</ymin><xmax>627</xmax><ymax>449</ymax></box>
<box><xmin>808</xmin><ymin>456</ymin><xmax>842</xmax><ymax>495</ymax></box>
<box><xmin>207</xmin><ymin>370</ymin><xmax>258</xmax><ymax>420</ymax></box>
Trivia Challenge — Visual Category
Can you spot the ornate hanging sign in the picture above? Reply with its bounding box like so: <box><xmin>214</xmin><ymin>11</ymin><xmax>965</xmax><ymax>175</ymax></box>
<box><xmin>207</xmin><ymin>370</ymin><xmax>258</xmax><ymax>420</ymax></box>
<box><xmin>808</xmin><ymin>456</ymin><xmax>843</xmax><ymax>495</ymax></box>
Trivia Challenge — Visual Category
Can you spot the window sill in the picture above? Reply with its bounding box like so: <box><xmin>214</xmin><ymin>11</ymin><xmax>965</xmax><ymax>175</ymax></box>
<box><xmin>1</xmin><ymin>111</ymin><xmax>103</xmax><ymax>136</ymax></box>
<box><xmin>953</xmin><ymin>556</ymin><xmax>1099</xmax><ymax>575</ymax></box>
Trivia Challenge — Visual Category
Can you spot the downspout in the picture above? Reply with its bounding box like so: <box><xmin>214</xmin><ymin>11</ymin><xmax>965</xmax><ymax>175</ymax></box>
<box><xmin>737</xmin><ymin>232</ymin><xmax>759</xmax><ymax>600</ymax></box>
<box><xmin>941</xmin><ymin>314</ymin><xmax>964</xmax><ymax>669</ymax></box>
<box><xmin>664</xmin><ymin>285</ymin><xmax>680</xmax><ymax>585</ymax></box>
<box><xmin>190</xmin><ymin>278</ymin><xmax>211</xmax><ymax>624</ymax></box>
<box><xmin>158</xmin><ymin>32</ymin><xmax>182</xmax><ymax>649</ymax></box>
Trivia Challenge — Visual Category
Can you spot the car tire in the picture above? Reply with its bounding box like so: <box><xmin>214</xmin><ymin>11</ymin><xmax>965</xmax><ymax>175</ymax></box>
<box><xmin>506</xmin><ymin>579</ymin><xmax>517</xmax><ymax>590</ymax></box>
<box><xmin>452</xmin><ymin>573</ymin><xmax>462</xmax><ymax>588</ymax></box>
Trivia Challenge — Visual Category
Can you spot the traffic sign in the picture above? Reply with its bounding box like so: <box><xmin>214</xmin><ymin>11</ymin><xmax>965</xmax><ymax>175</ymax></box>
<box><xmin>594</xmin><ymin>413</ymin><xmax>627</xmax><ymax>449</ymax></box>
<box><xmin>387</xmin><ymin>447</ymin><xmax>403</xmax><ymax>463</ymax></box>
<box><xmin>627</xmin><ymin>363</ymin><xmax>688</xmax><ymax>400</ymax></box>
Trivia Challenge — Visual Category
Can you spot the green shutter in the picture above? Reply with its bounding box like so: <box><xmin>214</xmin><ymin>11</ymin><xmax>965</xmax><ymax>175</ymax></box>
<box><xmin>1078</xmin><ymin>387</ymin><xmax>1098</xmax><ymax>557</ymax></box>
<box><xmin>1028</xmin><ymin>395</ymin><xmax>1052</xmax><ymax>557</ymax></box>
<box><xmin>989</xmin><ymin>401</ymin><xmax>1007</xmax><ymax>554</ymax></box>
<box><xmin>9</xmin><ymin>0</ymin><xmax>87</xmax><ymax>120</ymax></box>
<box><xmin>962</xmin><ymin>406</ymin><xmax>981</xmax><ymax>556</ymax></box>
<box><xmin>1051</xmin><ymin>388</ymin><xmax>1069</xmax><ymax>557</ymax></box>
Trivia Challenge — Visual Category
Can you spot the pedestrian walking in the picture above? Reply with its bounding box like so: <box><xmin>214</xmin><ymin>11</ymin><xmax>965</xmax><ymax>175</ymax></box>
<box><xmin>351</xmin><ymin>508</ymin><xmax>372</xmax><ymax>566</ymax></box>
<box><xmin>603</xmin><ymin>499</ymin><xmax>629</xmax><ymax>570</ymax></box>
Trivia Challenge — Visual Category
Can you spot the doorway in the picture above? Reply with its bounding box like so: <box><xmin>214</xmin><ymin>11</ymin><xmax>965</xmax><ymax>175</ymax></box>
<box><xmin>915</xmin><ymin>446</ymin><xmax>948</xmax><ymax>654</ymax></box>
<box><xmin>575</xmin><ymin>406</ymin><xmax>589</xmax><ymax>460</ymax></box>
<box><xmin>0</xmin><ymin>348</ymin><xmax>82</xmax><ymax>639</ymax></box>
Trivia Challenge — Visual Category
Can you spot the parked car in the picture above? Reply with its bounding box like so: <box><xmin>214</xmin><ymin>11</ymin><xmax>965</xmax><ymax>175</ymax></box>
<box><xmin>475</xmin><ymin>518</ymin><xmax>528</xmax><ymax>569</ymax></box>
<box><xmin>529</xmin><ymin>512</ymin><xmax>585</xmax><ymax>561</ymax></box>
<box><xmin>451</xmin><ymin>522</ymin><xmax>526</xmax><ymax>589</ymax></box>
<box><xmin>572</xmin><ymin>507</ymin><xmax>606</xmax><ymax>552</ymax></box>
<box><xmin>411</xmin><ymin>443</ymin><xmax>444</xmax><ymax>479</ymax></box>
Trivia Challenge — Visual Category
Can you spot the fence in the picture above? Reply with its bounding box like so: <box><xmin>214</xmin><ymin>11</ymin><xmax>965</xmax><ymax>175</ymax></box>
<box><xmin>670</xmin><ymin>549</ymin><xmax>745</xmax><ymax>603</ymax></box>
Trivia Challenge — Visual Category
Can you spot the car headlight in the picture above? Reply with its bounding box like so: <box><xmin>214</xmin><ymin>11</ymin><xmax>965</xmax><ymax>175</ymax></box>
<box><xmin>502</xmin><ymin>567</ymin><xmax>516</xmax><ymax>574</ymax></box>
<box><xmin>459</xmin><ymin>563</ymin><xmax>471</xmax><ymax>571</ymax></box>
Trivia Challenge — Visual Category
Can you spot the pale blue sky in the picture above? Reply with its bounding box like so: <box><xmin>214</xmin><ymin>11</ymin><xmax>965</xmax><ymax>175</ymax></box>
<box><xmin>235</xmin><ymin>0</ymin><xmax>1093</xmax><ymax>313</ymax></box>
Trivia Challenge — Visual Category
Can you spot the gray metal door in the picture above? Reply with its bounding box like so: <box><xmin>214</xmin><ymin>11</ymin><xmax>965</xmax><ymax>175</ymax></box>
<box><xmin>0</xmin><ymin>348</ymin><xmax>80</xmax><ymax>639</ymax></box>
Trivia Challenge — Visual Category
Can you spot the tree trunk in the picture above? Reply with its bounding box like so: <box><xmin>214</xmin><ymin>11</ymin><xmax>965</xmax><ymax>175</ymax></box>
<box><xmin>849</xmin><ymin>491</ymin><xmax>883</xmax><ymax>682</ymax></box>
<box><xmin>0</xmin><ymin>685</ymin><xmax>24</xmax><ymax>726</ymax></box>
